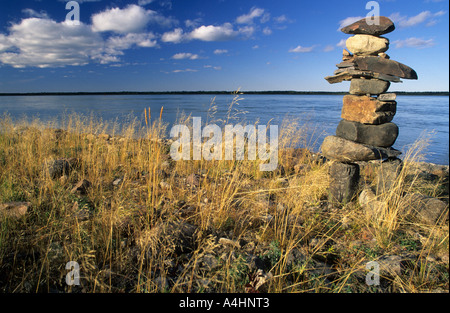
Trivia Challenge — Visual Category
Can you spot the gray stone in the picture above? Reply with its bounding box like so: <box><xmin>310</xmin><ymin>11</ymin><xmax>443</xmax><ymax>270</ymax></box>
<box><xmin>378</xmin><ymin>255</ymin><xmax>402</xmax><ymax>276</ymax></box>
<box><xmin>404</xmin><ymin>193</ymin><xmax>448</xmax><ymax>225</ymax></box>
<box><xmin>328</xmin><ymin>162</ymin><xmax>360</xmax><ymax>205</ymax></box>
<box><xmin>359</xmin><ymin>187</ymin><xmax>384</xmax><ymax>219</ymax></box>
<box><xmin>336</xmin><ymin>119</ymin><xmax>399</xmax><ymax>147</ymax></box>
<box><xmin>322</xmin><ymin>136</ymin><xmax>402</xmax><ymax>162</ymax></box>
<box><xmin>44</xmin><ymin>158</ymin><xmax>78</xmax><ymax>179</ymax></box>
<box><xmin>354</xmin><ymin>56</ymin><xmax>418</xmax><ymax>80</ymax></box>
<box><xmin>326</xmin><ymin>69</ymin><xmax>401</xmax><ymax>84</ymax></box>
<box><xmin>375</xmin><ymin>158</ymin><xmax>403</xmax><ymax>195</ymax></box>
<box><xmin>349</xmin><ymin>78</ymin><xmax>391</xmax><ymax>95</ymax></box>
<box><xmin>378</xmin><ymin>93</ymin><xmax>397</xmax><ymax>101</ymax></box>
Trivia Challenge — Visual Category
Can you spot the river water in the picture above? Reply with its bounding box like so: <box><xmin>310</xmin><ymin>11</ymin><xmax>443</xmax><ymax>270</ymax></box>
<box><xmin>0</xmin><ymin>94</ymin><xmax>448</xmax><ymax>165</ymax></box>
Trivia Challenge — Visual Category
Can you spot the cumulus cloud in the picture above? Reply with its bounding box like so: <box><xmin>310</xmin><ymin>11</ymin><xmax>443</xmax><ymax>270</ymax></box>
<box><xmin>289</xmin><ymin>45</ymin><xmax>315</xmax><ymax>53</ymax></box>
<box><xmin>0</xmin><ymin>18</ymin><xmax>105</xmax><ymax>68</ymax></box>
<box><xmin>236</xmin><ymin>7</ymin><xmax>266</xmax><ymax>24</ymax></box>
<box><xmin>161</xmin><ymin>28</ymin><xmax>185</xmax><ymax>43</ymax></box>
<box><xmin>172</xmin><ymin>52</ymin><xmax>199</xmax><ymax>60</ymax></box>
<box><xmin>107</xmin><ymin>33</ymin><xmax>158</xmax><ymax>52</ymax></box>
<box><xmin>189</xmin><ymin>23</ymin><xmax>237</xmax><ymax>41</ymax></box>
<box><xmin>91</xmin><ymin>5</ymin><xmax>153</xmax><ymax>33</ymax></box>
<box><xmin>91</xmin><ymin>4</ymin><xmax>177</xmax><ymax>33</ymax></box>
<box><xmin>0</xmin><ymin>16</ymin><xmax>158</xmax><ymax>68</ymax></box>
<box><xmin>392</xmin><ymin>37</ymin><xmax>436</xmax><ymax>49</ymax></box>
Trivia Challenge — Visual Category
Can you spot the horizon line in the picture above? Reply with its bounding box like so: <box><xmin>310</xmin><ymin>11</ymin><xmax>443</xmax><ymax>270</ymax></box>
<box><xmin>1</xmin><ymin>90</ymin><xmax>449</xmax><ymax>96</ymax></box>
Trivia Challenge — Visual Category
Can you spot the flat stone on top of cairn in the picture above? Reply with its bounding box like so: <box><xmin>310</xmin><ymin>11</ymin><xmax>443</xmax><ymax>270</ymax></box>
<box><xmin>322</xmin><ymin>16</ymin><xmax>417</xmax><ymax>205</ymax></box>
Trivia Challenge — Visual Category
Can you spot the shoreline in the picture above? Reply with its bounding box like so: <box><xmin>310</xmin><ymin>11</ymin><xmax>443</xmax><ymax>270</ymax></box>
<box><xmin>0</xmin><ymin>125</ymin><xmax>448</xmax><ymax>293</ymax></box>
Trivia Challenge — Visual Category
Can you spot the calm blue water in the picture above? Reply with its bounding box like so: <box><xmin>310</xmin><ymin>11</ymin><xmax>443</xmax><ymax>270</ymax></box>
<box><xmin>0</xmin><ymin>94</ymin><xmax>448</xmax><ymax>165</ymax></box>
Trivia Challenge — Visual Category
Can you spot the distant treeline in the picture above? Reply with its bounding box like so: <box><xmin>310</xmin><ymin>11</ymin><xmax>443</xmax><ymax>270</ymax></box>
<box><xmin>0</xmin><ymin>91</ymin><xmax>448</xmax><ymax>96</ymax></box>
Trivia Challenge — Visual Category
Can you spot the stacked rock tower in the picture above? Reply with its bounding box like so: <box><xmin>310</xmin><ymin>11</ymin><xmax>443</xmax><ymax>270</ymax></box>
<box><xmin>322</xmin><ymin>16</ymin><xmax>418</xmax><ymax>204</ymax></box>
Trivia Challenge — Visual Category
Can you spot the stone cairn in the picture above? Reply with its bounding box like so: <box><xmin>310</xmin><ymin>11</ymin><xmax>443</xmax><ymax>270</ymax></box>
<box><xmin>323</xmin><ymin>16</ymin><xmax>418</xmax><ymax>204</ymax></box>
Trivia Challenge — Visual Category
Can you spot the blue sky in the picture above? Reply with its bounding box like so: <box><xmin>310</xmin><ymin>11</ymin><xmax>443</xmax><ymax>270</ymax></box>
<box><xmin>0</xmin><ymin>0</ymin><xmax>448</xmax><ymax>92</ymax></box>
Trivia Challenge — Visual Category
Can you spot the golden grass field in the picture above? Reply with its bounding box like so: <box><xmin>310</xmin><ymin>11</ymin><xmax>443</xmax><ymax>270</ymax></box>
<box><xmin>0</xmin><ymin>98</ymin><xmax>448</xmax><ymax>293</ymax></box>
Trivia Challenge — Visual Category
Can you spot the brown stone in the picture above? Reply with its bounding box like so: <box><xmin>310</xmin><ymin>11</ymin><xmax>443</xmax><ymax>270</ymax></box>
<box><xmin>354</xmin><ymin>56</ymin><xmax>418</xmax><ymax>80</ymax></box>
<box><xmin>341</xmin><ymin>16</ymin><xmax>395</xmax><ymax>36</ymax></box>
<box><xmin>349</xmin><ymin>78</ymin><xmax>390</xmax><ymax>95</ymax></box>
<box><xmin>71</xmin><ymin>179</ymin><xmax>92</xmax><ymax>195</ymax></box>
<box><xmin>0</xmin><ymin>202</ymin><xmax>31</xmax><ymax>219</ymax></box>
<box><xmin>342</xmin><ymin>95</ymin><xmax>397</xmax><ymax>124</ymax></box>
<box><xmin>321</xmin><ymin>136</ymin><xmax>401</xmax><ymax>162</ymax></box>
<box><xmin>342</xmin><ymin>49</ymin><xmax>354</xmax><ymax>61</ymax></box>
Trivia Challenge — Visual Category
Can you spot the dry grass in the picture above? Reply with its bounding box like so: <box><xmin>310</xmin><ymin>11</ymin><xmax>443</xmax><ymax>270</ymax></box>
<box><xmin>0</xmin><ymin>104</ymin><xmax>448</xmax><ymax>293</ymax></box>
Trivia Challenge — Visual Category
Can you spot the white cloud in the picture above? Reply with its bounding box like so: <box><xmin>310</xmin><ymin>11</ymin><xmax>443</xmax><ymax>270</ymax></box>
<box><xmin>392</xmin><ymin>37</ymin><xmax>436</xmax><ymax>49</ymax></box>
<box><xmin>138</xmin><ymin>0</ymin><xmax>154</xmax><ymax>5</ymax></box>
<box><xmin>0</xmin><ymin>18</ymin><xmax>104</xmax><ymax>68</ymax></box>
<box><xmin>238</xmin><ymin>26</ymin><xmax>255</xmax><ymax>38</ymax></box>
<box><xmin>323</xmin><ymin>45</ymin><xmax>335</xmax><ymax>52</ymax></box>
<box><xmin>337</xmin><ymin>16</ymin><xmax>364</xmax><ymax>31</ymax></box>
<box><xmin>0</xmin><ymin>17</ymin><xmax>158</xmax><ymax>68</ymax></box>
<box><xmin>107</xmin><ymin>33</ymin><xmax>158</xmax><ymax>52</ymax></box>
<box><xmin>236</xmin><ymin>7</ymin><xmax>265</xmax><ymax>24</ymax></box>
<box><xmin>390</xmin><ymin>10</ymin><xmax>447</xmax><ymax>28</ymax></box>
<box><xmin>172</xmin><ymin>68</ymin><xmax>198</xmax><ymax>73</ymax></box>
<box><xmin>22</xmin><ymin>9</ymin><xmax>49</xmax><ymax>19</ymax></box>
<box><xmin>91</xmin><ymin>4</ymin><xmax>177</xmax><ymax>33</ymax></box>
<box><xmin>262</xmin><ymin>27</ymin><xmax>272</xmax><ymax>35</ymax></box>
<box><xmin>204</xmin><ymin>65</ymin><xmax>221</xmax><ymax>70</ymax></box>
<box><xmin>394</xmin><ymin>11</ymin><xmax>432</xmax><ymax>27</ymax></box>
<box><xmin>172</xmin><ymin>53</ymin><xmax>199</xmax><ymax>60</ymax></box>
<box><xmin>91</xmin><ymin>5</ymin><xmax>153</xmax><ymax>33</ymax></box>
<box><xmin>185</xmin><ymin>18</ymin><xmax>203</xmax><ymax>28</ymax></box>
<box><xmin>273</xmin><ymin>15</ymin><xmax>289</xmax><ymax>23</ymax></box>
<box><xmin>57</xmin><ymin>0</ymin><xmax>102</xmax><ymax>2</ymax></box>
<box><xmin>336</xmin><ymin>39</ymin><xmax>347</xmax><ymax>48</ymax></box>
<box><xmin>289</xmin><ymin>45</ymin><xmax>315</xmax><ymax>53</ymax></box>
<box><xmin>161</xmin><ymin>28</ymin><xmax>185</xmax><ymax>43</ymax></box>
<box><xmin>189</xmin><ymin>23</ymin><xmax>237</xmax><ymax>41</ymax></box>
<box><xmin>260</xmin><ymin>13</ymin><xmax>271</xmax><ymax>24</ymax></box>
<box><xmin>214</xmin><ymin>49</ymin><xmax>228</xmax><ymax>55</ymax></box>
